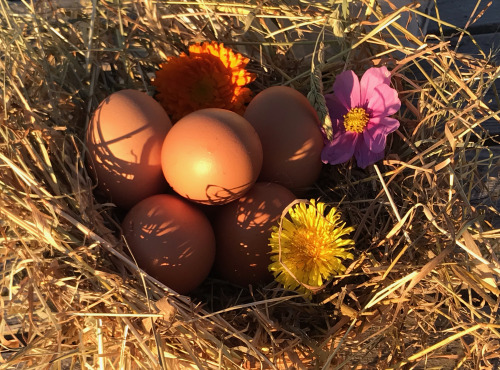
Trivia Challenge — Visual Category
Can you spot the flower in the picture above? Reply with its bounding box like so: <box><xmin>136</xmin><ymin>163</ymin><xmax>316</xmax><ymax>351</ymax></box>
<box><xmin>268</xmin><ymin>200</ymin><xmax>354</xmax><ymax>297</ymax></box>
<box><xmin>152</xmin><ymin>41</ymin><xmax>255</xmax><ymax>122</ymax></box>
<box><xmin>322</xmin><ymin>66</ymin><xmax>401</xmax><ymax>169</ymax></box>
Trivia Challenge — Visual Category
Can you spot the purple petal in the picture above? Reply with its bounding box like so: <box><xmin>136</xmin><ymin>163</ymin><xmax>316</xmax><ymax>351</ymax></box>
<box><xmin>363</xmin><ymin>116</ymin><xmax>400</xmax><ymax>152</ymax></box>
<box><xmin>360</xmin><ymin>66</ymin><xmax>391</xmax><ymax>106</ymax></box>
<box><xmin>370</xmin><ymin>116</ymin><xmax>400</xmax><ymax>134</ymax></box>
<box><xmin>332</xmin><ymin>70</ymin><xmax>361</xmax><ymax>110</ymax></box>
<box><xmin>325</xmin><ymin>93</ymin><xmax>349</xmax><ymax>121</ymax></box>
<box><xmin>321</xmin><ymin>131</ymin><xmax>358</xmax><ymax>165</ymax></box>
<box><xmin>354</xmin><ymin>140</ymin><xmax>385</xmax><ymax>169</ymax></box>
<box><xmin>363</xmin><ymin>123</ymin><xmax>387</xmax><ymax>153</ymax></box>
<box><xmin>366</xmin><ymin>84</ymin><xmax>401</xmax><ymax>118</ymax></box>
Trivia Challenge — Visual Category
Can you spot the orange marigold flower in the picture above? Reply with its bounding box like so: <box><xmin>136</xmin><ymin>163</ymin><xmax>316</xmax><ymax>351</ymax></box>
<box><xmin>152</xmin><ymin>41</ymin><xmax>255</xmax><ymax>122</ymax></box>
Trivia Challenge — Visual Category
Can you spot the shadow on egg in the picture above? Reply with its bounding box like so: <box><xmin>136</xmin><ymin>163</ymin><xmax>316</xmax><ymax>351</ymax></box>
<box><xmin>176</xmin><ymin>181</ymin><xmax>257</xmax><ymax>205</ymax></box>
<box><xmin>123</xmin><ymin>197</ymin><xmax>216</xmax><ymax>295</ymax></box>
<box><xmin>236</xmin><ymin>198</ymin><xmax>272</xmax><ymax>232</ymax></box>
<box><xmin>87</xmin><ymin>103</ymin><xmax>169</xmax><ymax>209</ymax></box>
<box><xmin>259</xmin><ymin>133</ymin><xmax>323</xmax><ymax>191</ymax></box>
<box><xmin>203</xmin><ymin>182</ymin><xmax>256</xmax><ymax>205</ymax></box>
<box><xmin>134</xmin><ymin>217</ymin><xmax>192</xmax><ymax>269</ymax></box>
<box><xmin>287</xmin><ymin>137</ymin><xmax>318</xmax><ymax>162</ymax></box>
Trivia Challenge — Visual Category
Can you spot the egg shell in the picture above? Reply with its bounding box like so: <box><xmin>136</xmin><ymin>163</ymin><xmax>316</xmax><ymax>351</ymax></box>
<box><xmin>161</xmin><ymin>108</ymin><xmax>263</xmax><ymax>205</ymax></box>
<box><xmin>243</xmin><ymin>86</ymin><xmax>324</xmax><ymax>192</ymax></box>
<box><xmin>86</xmin><ymin>89</ymin><xmax>172</xmax><ymax>209</ymax></box>
<box><xmin>122</xmin><ymin>194</ymin><xmax>216</xmax><ymax>294</ymax></box>
<box><xmin>213</xmin><ymin>182</ymin><xmax>296</xmax><ymax>286</ymax></box>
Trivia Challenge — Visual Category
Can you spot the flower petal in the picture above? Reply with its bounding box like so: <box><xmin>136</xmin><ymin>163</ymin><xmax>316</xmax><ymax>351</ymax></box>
<box><xmin>363</xmin><ymin>116</ymin><xmax>400</xmax><ymax>153</ymax></box>
<box><xmin>325</xmin><ymin>93</ymin><xmax>349</xmax><ymax>121</ymax></box>
<box><xmin>153</xmin><ymin>42</ymin><xmax>254</xmax><ymax>121</ymax></box>
<box><xmin>332</xmin><ymin>70</ymin><xmax>361</xmax><ymax>110</ymax></box>
<box><xmin>371</xmin><ymin>116</ymin><xmax>400</xmax><ymax>133</ymax></box>
<box><xmin>321</xmin><ymin>131</ymin><xmax>358</xmax><ymax>165</ymax></box>
<box><xmin>360</xmin><ymin>66</ymin><xmax>391</xmax><ymax>105</ymax></box>
<box><xmin>366</xmin><ymin>84</ymin><xmax>401</xmax><ymax>118</ymax></box>
<box><xmin>354</xmin><ymin>140</ymin><xmax>385</xmax><ymax>169</ymax></box>
<box><xmin>363</xmin><ymin>123</ymin><xmax>387</xmax><ymax>153</ymax></box>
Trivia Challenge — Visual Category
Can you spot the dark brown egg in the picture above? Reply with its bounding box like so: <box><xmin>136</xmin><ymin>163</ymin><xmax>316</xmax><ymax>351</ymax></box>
<box><xmin>213</xmin><ymin>182</ymin><xmax>296</xmax><ymax>286</ymax></box>
<box><xmin>86</xmin><ymin>89</ymin><xmax>172</xmax><ymax>209</ymax></box>
<box><xmin>243</xmin><ymin>86</ymin><xmax>324</xmax><ymax>192</ymax></box>
<box><xmin>122</xmin><ymin>194</ymin><xmax>216</xmax><ymax>294</ymax></box>
<box><xmin>161</xmin><ymin>108</ymin><xmax>263</xmax><ymax>205</ymax></box>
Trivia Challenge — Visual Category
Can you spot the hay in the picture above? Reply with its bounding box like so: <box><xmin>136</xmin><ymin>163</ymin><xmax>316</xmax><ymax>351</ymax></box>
<box><xmin>1</xmin><ymin>0</ymin><xmax>499</xmax><ymax>368</ymax></box>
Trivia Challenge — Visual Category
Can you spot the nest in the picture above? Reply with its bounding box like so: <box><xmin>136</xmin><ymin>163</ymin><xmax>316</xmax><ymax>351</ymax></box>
<box><xmin>1</xmin><ymin>0</ymin><xmax>499</xmax><ymax>368</ymax></box>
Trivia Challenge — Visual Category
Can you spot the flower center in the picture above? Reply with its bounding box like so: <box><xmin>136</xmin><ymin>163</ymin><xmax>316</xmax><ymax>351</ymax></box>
<box><xmin>291</xmin><ymin>228</ymin><xmax>329</xmax><ymax>265</ymax></box>
<box><xmin>343</xmin><ymin>107</ymin><xmax>369</xmax><ymax>133</ymax></box>
<box><xmin>191</xmin><ymin>76</ymin><xmax>216</xmax><ymax>104</ymax></box>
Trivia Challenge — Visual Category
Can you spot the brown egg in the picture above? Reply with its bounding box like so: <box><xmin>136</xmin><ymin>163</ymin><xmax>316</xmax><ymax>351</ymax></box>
<box><xmin>243</xmin><ymin>86</ymin><xmax>324</xmax><ymax>192</ymax></box>
<box><xmin>86</xmin><ymin>89</ymin><xmax>172</xmax><ymax>209</ymax></box>
<box><xmin>122</xmin><ymin>194</ymin><xmax>216</xmax><ymax>294</ymax></box>
<box><xmin>161</xmin><ymin>108</ymin><xmax>263</xmax><ymax>205</ymax></box>
<box><xmin>213</xmin><ymin>182</ymin><xmax>296</xmax><ymax>286</ymax></box>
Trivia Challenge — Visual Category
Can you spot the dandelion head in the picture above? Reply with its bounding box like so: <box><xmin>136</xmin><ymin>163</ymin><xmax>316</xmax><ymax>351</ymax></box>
<box><xmin>268</xmin><ymin>200</ymin><xmax>354</xmax><ymax>298</ymax></box>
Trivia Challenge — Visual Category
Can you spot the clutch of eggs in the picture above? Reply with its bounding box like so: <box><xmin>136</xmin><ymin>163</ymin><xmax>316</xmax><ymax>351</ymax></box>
<box><xmin>87</xmin><ymin>85</ymin><xmax>326</xmax><ymax>292</ymax></box>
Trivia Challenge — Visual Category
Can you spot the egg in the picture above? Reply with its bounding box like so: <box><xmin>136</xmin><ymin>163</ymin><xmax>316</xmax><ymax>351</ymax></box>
<box><xmin>122</xmin><ymin>194</ymin><xmax>216</xmax><ymax>294</ymax></box>
<box><xmin>213</xmin><ymin>182</ymin><xmax>296</xmax><ymax>286</ymax></box>
<box><xmin>243</xmin><ymin>86</ymin><xmax>324</xmax><ymax>192</ymax></box>
<box><xmin>86</xmin><ymin>89</ymin><xmax>172</xmax><ymax>209</ymax></box>
<box><xmin>161</xmin><ymin>108</ymin><xmax>263</xmax><ymax>205</ymax></box>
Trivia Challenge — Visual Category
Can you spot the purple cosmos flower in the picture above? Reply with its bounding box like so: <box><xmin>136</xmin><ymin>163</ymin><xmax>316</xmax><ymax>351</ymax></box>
<box><xmin>322</xmin><ymin>66</ymin><xmax>401</xmax><ymax>169</ymax></box>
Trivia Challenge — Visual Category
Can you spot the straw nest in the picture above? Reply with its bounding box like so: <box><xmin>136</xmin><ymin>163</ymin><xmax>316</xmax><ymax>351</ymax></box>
<box><xmin>1</xmin><ymin>0</ymin><xmax>499</xmax><ymax>368</ymax></box>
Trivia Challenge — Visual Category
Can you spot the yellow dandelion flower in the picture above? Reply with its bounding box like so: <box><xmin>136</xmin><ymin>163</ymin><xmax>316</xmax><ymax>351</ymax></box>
<box><xmin>152</xmin><ymin>41</ymin><xmax>255</xmax><ymax>122</ymax></box>
<box><xmin>269</xmin><ymin>200</ymin><xmax>355</xmax><ymax>297</ymax></box>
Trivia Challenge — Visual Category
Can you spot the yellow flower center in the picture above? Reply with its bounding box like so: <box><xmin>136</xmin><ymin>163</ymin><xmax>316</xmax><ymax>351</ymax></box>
<box><xmin>292</xmin><ymin>228</ymin><xmax>328</xmax><ymax>266</ymax></box>
<box><xmin>343</xmin><ymin>107</ymin><xmax>369</xmax><ymax>133</ymax></box>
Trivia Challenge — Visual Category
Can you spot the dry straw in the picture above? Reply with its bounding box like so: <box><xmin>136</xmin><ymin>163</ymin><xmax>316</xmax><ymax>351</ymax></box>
<box><xmin>1</xmin><ymin>0</ymin><xmax>499</xmax><ymax>368</ymax></box>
